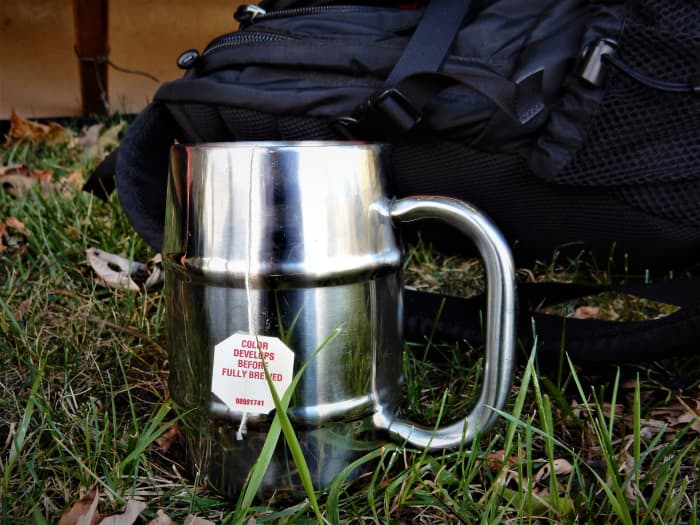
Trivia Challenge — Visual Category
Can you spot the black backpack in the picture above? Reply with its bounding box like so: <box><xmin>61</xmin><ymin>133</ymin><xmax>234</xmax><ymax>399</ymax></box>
<box><xmin>91</xmin><ymin>0</ymin><xmax>700</xmax><ymax>364</ymax></box>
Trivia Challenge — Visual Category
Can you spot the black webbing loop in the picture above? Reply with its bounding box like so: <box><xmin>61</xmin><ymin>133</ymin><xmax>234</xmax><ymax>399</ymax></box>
<box><xmin>335</xmin><ymin>0</ymin><xmax>546</xmax><ymax>140</ymax></box>
<box><xmin>335</xmin><ymin>0</ymin><xmax>472</xmax><ymax>138</ymax></box>
<box><xmin>404</xmin><ymin>278</ymin><xmax>700</xmax><ymax>365</ymax></box>
<box><xmin>603</xmin><ymin>53</ymin><xmax>699</xmax><ymax>94</ymax></box>
<box><xmin>384</xmin><ymin>0</ymin><xmax>472</xmax><ymax>86</ymax></box>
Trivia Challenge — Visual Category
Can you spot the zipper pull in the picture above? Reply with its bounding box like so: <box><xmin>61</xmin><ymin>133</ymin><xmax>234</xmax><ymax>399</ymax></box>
<box><xmin>580</xmin><ymin>38</ymin><xmax>618</xmax><ymax>87</ymax></box>
<box><xmin>234</xmin><ymin>5</ymin><xmax>267</xmax><ymax>26</ymax></box>
<box><xmin>582</xmin><ymin>37</ymin><xmax>699</xmax><ymax>94</ymax></box>
<box><xmin>177</xmin><ymin>48</ymin><xmax>200</xmax><ymax>70</ymax></box>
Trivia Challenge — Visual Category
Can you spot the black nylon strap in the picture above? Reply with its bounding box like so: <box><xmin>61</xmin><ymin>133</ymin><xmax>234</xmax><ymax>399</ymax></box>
<box><xmin>394</xmin><ymin>68</ymin><xmax>544</xmax><ymax>125</ymax></box>
<box><xmin>385</xmin><ymin>0</ymin><xmax>471</xmax><ymax>86</ymax></box>
<box><xmin>603</xmin><ymin>53</ymin><xmax>700</xmax><ymax>94</ymax></box>
<box><xmin>404</xmin><ymin>278</ymin><xmax>700</xmax><ymax>364</ymax></box>
<box><xmin>337</xmin><ymin>0</ymin><xmax>545</xmax><ymax>138</ymax></box>
<box><xmin>333</xmin><ymin>0</ymin><xmax>471</xmax><ymax>138</ymax></box>
<box><xmin>83</xmin><ymin>147</ymin><xmax>119</xmax><ymax>201</ymax></box>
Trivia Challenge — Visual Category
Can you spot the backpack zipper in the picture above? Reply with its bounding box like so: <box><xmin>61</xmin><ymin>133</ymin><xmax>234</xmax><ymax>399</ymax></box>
<box><xmin>204</xmin><ymin>4</ymin><xmax>391</xmax><ymax>57</ymax></box>
<box><xmin>198</xmin><ymin>3</ymin><xmax>418</xmax><ymax>65</ymax></box>
<box><xmin>234</xmin><ymin>4</ymin><xmax>381</xmax><ymax>26</ymax></box>
<box><xmin>202</xmin><ymin>31</ymin><xmax>294</xmax><ymax>56</ymax></box>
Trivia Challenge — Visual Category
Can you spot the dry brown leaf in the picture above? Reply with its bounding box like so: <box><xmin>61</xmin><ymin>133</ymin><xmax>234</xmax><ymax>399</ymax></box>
<box><xmin>66</xmin><ymin>168</ymin><xmax>85</xmax><ymax>186</ymax></box>
<box><xmin>144</xmin><ymin>253</ymin><xmax>164</xmax><ymax>289</ymax></box>
<box><xmin>4</xmin><ymin>217</ymin><xmax>28</xmax><ymax>236</ymax></box>
<box><xmin>184</xmin><ymin>516</ymin><xmax>217</xmax><ymax>525</ymax></box>
<box><xmin>618</xmin><ymin>448</ymin><xmax>638</xmax><ymax>502</ymax></box>
<box><xmin>14</xmin><ymin>297</ymin><xmax>32</xmax><ymax>321</ymax></box>
<box><xmin>533</xmin><ymin>458</ymin><xmax>573</xmax><ymax>484</ymax></box>
<box><xmin>1</xmin><ymin>174</ymin><xmax>37</xmax><ymax>197</ymax></box>
<box><xmin>75</xmin><ymin>121</ymin><xmax>125</xmax><ymax>159</ymax></box>
<box><xmin>98</xmin><ymin>121</ymin><xmax>126</xmax><ymax>151</ymax></box>
<box><xmin>86</xmin><ymin>248</ymin><xmax>146</xmax><ymax>292</ymax></box>
<box><xmin>570</xmin><ymin>305</ymin><xmax>600</xmax><ymax>319</ymax></box>
<box><xmin>675</xmin><ymin>400</ymin><xmax>700</xmax><ymax>433</ymax></box>
<box><xmin>8</xmin><ymin>109</ymin><xmax>73</xmax><ymax>144</ymax></box>
<box><xmin>0</xmin><ymin>164</ymin><xmax>29</xmax><ymax>177</ymax></box>
<box><xmin>146</xmin><ymin>510</ymin><xmax>177</xmax><ymax>525</ymax></box>
<box><xmin>31</xmin><ymin>168</ymin><xmax>53</xmax><ymax>182</ymax></box>
<box><xmin>155</xmin><ymin>422</ymin><xmax>180</xmax><ymax>453</ymax></box>
<box><xmin>57</xmin><ymin>168</ymin><xmax>86</xmax><ymax>197</ymax></box>
<box><xmin>76</xmin><ymin>124</ymin><xmax>103</xmax><ymax>149</ymax></box>
<box><xmin>97</xmin><ymin>499</ymin><xmax>146</xmax><ymax>525</ymax></box>
<box><xmin>529</xmin><ymin>458</ymin><xmax>574</xmax><ymax>497</ymax></box>
<box><xmin>554</xmin><ymin>458</ymin><xmax>573</xmax><ymax>475</ymax></box>
<box><xmin>58</xmin><ymin>486</ymin><xmax>102</xmax><ymax>525</ymax></box>
<box><xmin>486</xmin><ymin>449</ymin><xmax>520</xmax><ymax>472</ymax></box>
<box><xmin>1</xmin><ymin>216</ymin><xmax>29</xmax><ymax>253</ymax></box>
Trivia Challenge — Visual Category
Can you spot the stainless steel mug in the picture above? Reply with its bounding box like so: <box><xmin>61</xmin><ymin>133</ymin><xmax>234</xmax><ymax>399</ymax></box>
<box><xmin>163</xmin><ymin>141</ymin><xmax>517</xmax><ymax>499</ymax></box>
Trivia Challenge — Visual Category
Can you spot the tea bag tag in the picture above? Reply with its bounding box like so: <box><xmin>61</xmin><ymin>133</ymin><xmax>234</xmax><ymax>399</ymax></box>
<box><xmin>211</xmin><ymin>332</ymin><xmax>295</xmax><ymax>415</ymax></box>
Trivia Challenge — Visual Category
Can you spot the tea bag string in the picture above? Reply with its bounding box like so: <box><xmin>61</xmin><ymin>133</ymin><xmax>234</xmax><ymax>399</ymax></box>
<box><xmin>237</xmin><ymin>146</ymin><xmax>258</xmax><ymax>441</ymax></box>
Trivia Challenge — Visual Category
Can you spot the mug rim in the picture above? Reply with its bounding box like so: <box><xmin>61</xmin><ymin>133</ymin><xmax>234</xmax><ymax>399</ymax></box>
<box><xmin>171</xmin><ymin>140</ymin><xmax>384</xmax><ymax>149</ymax></box>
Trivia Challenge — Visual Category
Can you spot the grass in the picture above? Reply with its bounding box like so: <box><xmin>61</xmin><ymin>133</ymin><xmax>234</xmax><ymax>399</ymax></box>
<box><xmin>1</xmin><ymin>118</ymin><xmax>699</xmax><ymax>524</ymax></box>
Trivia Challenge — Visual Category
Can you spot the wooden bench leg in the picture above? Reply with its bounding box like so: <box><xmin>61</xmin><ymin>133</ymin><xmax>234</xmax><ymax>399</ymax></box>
<box><xmin>73</xmin><ymin>0</ymin><xmax>109</xmax><ymax>115</ymax></box>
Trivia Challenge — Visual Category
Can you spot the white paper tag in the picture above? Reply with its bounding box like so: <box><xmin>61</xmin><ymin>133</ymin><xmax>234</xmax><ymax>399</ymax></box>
<box><xmin>211</xmin><ymin>332</ymin><xmax>295</xmax><ymax>415</ymax></box>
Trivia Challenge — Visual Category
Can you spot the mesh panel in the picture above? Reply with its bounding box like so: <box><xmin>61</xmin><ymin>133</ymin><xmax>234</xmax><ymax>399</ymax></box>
<box><xmin>277</xmin><ymin>116</ymin><xmax>338</xmax><ymax>140</ymax></box>
<box><xmin>555</xmin><ymin>0</ymin><xmax>700</xmax><ymax>226</ymax></box>
<box><xmin>217</xmin><ymin>107</ymin><xmax>279</xmax><ymax>140</ymax></box>
<box><xmin>201</xmin><ymin>107</ymin><xmax>338</xmax><ymax>141</ymax></box>
<box><xmin>177</xmin><ymin>103</ymin><xmax>229</xmax><ymax>142</ymax></box>
<box><xmin>615</xmin><ymin>180</ymin><xmax>700</xmax><ymax>226</ymax></box>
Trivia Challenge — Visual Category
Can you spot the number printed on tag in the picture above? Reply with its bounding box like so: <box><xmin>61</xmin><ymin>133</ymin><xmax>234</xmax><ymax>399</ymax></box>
<box><xmin>211</xmin><ymin>332</ymin><xmax>295</xmax><ymax>414</ymax></box>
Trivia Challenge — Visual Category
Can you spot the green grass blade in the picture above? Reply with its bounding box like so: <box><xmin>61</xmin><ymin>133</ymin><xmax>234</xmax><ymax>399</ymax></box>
<box><xmin>3</xmin><ymin>354</ymin><xmax>45</xmax><ymax>490</ymax></box>
<box><xmin>233</xmin><ymin>327</ymin><xmax>342</xmax><ymax>524</ymax></box>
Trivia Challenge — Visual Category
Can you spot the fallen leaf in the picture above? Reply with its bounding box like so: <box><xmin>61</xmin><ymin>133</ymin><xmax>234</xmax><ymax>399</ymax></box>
<box><xmin>4</xmin><ymin>217</ymin><xmax>28</xmax><ymax>236</ymax></box>
<box><xmin>533</xmin><ymin>458</ymin><xmax>573</xmax><ymax>484</ymax></box>
<box><xmin>0</xmin><ymin>164</ymin><xmax>29</xmax><ymax>177</ymax></box>
<box><xmin>486</xmin><ymin>449</ymin><xmax>520</xmax><ymax>472</ymax></box>
<box><xmin>146</xmin><ymin>510</ymin><xmax>177</xmax><ymax>525</ymax></box>
<box><xmin>618</xmin><ymin>448</ymin><xmax>638</xmax><ymax>502</ymax></box>
<box><xmin>570</xmin><ymin>305</ymin><xmax>600</xmax><ymax>319</ymax></box>
<box><xmin>98</xmin><ymin>121</ymin><xmax>126</xmax><ymax>151</ymax></box>
<box><xmin>58</xmin><ymin>486</ymin><xmax>102</xmax><ymax>525</ymax></box>
<box><xmin>57</xmin><ymin>168</ymin><xmax>86</xmax><ymax>197</ymax></box>
<box><xmin>155</xmin><ymin>422</ymin><xmax>180</xmax><ymax>453</ymax></box>
<box><xmin>1</xmin><ymin>216</ymin><xmax>29</xmax><ymax>253</ymax></box>
<box><xmin>1</xmin><ymin>174</ymin><xmax>37</xmax><ymax>197</ymax></box>
<box><xmin>97</xmin><ymin>499</ymin><xmax>146</xmax><ymax>525</ymax></box>
<box><xmin>31</xmin><ymin>168</ymin><xmax>54</xmax><ymax>182</ymax></box>
<box><xmin>86</xmin><ymin>248</ymin><xmax>147</xmax><ymax>292</ymax></box>
<box><xmin>144</xmin><ymin>253</ymin><xmax>164</xmax><ymax>289</ymax></box>
<box><xmin>77</xmin><ymin>121</ymin><xmax>125</xmax><ymax>159</ymax></box>
<box><xmin>8</xmin><ymin>109</ymin><xmax>73</xmax><ymax>144</ymax></box>
<box><xmin>66</xmin><ymin>167</ymin><xmax>85</xmax><ymax>186</ymax></box>
<box><xmin>14</xmin><ymin>297</ymin><xmax>32</xmax><ymax>321</ymax></box>
<box><xmin>75</xmin><ymin>124</ymin><xmax>103</xmax><ymax>149</ymax></box>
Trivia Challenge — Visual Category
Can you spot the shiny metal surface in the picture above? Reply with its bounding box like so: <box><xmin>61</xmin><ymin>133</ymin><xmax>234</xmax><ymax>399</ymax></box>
<box><xmin>166</xmin><ymin>141</ymin><xmax>401</xmax><ymax>286</ymax></box>
<box><xmin>163</xmin><ymin>141</ymin><xmax>517</xmax><ymax>497</ymax></box>
<box><xmin>376</xmin><ymin>197</ymin><xmax>517</xmax><ymax>449</ymax></box>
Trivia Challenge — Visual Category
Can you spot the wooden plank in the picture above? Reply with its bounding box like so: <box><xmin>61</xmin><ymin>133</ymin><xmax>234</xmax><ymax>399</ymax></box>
<box><xmin>73</xmin><ymin>0</ymin><xmax>109</xmax><ymax>115</ymax></box>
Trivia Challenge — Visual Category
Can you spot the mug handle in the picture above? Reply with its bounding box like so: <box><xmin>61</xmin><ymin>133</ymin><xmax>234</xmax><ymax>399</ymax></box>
<box><xmin>374</xmin><ymin>196</ymin><xmax>518</xmax><ymax>449</ymax></box>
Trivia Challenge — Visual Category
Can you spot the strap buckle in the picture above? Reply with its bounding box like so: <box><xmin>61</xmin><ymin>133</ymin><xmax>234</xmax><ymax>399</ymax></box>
<box><xmin>580</xmin><ymin>38</ymin><xmax>618</xmax><ymax>87</ymax></box>
<box><xmin>334</xmin><ymin>88</ymin><xmax>423</xmax><ymax>140</ymax></box>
